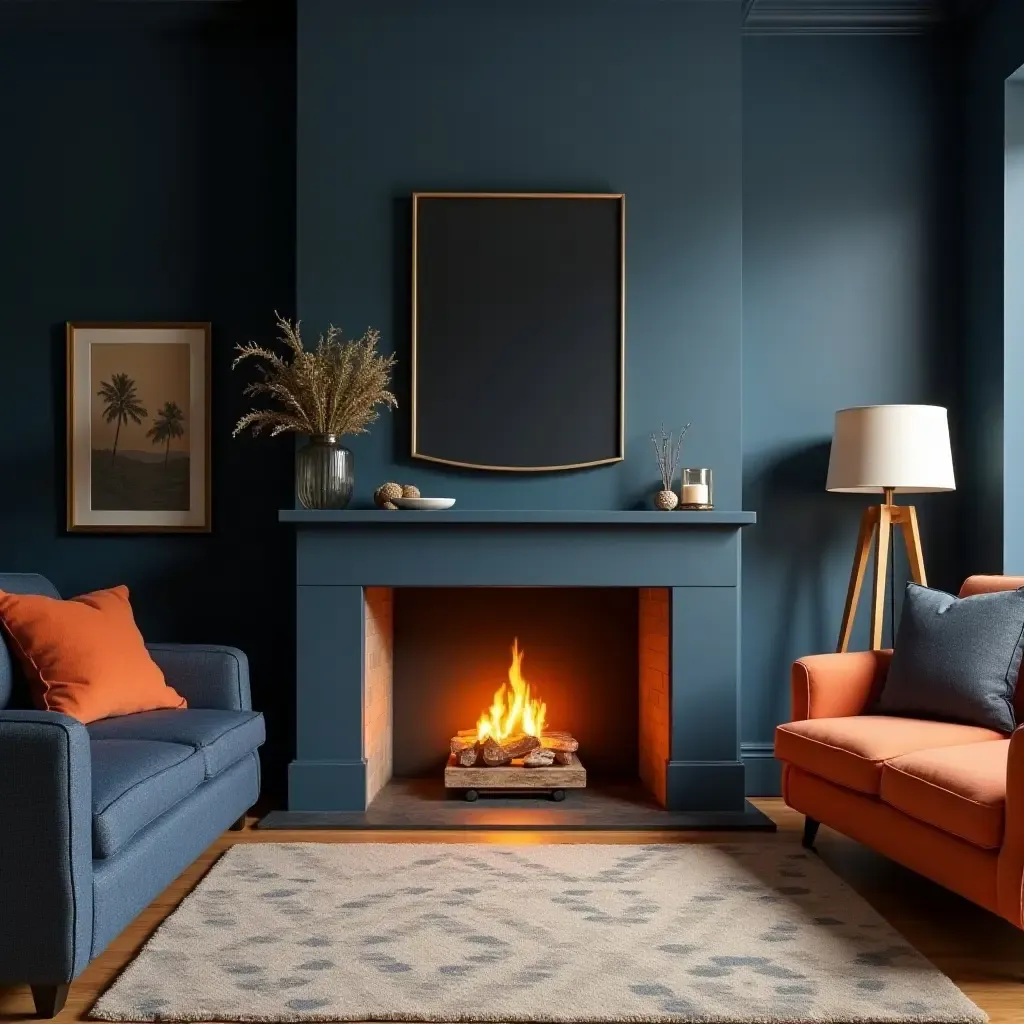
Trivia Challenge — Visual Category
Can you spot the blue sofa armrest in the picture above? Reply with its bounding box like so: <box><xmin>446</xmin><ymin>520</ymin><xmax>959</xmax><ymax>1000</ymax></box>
<box><xmin>0</xmin><ymin>710</ymin><xmax>93</xmax><ymax>985</ymax></box>
<box><xmin>146</xmin><ymin>644</ymin><xmax>252</xmax><ymax>711</ymax></box>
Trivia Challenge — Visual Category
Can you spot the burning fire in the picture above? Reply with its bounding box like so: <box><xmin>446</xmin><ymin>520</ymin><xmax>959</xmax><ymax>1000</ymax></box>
<box><xmin>475</xmin><ymin>639</ymin><xmax>547</xmax><ymax>743</ymax></box>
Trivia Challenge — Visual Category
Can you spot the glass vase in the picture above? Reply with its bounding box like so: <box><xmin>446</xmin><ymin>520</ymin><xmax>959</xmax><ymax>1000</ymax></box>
<box><xmin>296</xmin><ymin>434</ymin><xmax>353</xmax><ymax>510</ymax></box>
<box><xmin>679</xmin><ymin>467</ymin><xmax>713</xmax><ymax>510</ymax></box>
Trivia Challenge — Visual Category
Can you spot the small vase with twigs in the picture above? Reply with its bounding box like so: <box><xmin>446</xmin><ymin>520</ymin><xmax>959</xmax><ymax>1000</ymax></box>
<box><xmin>650</xmin><ymin>423</ymin><xmax>690</xmax><ymax>510</ymax></box>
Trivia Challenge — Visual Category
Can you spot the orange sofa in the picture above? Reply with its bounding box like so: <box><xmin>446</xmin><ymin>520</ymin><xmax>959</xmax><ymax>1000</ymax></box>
<box><xmin>775</xmin><ymin>574</ymin><xmax>1024</xmax><ymax>929</ymax></box>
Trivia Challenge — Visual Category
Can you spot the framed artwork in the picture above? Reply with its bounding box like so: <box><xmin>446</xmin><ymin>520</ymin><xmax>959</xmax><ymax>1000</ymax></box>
<box><xmin>66</xmin><ymin>322</ymin><xmax>211</xmax><ymax>533</ymax></box>
<box><xmin>411</xmin><ymin>192</ymin><xmax>625</xmax><ymax>472</ymax></box>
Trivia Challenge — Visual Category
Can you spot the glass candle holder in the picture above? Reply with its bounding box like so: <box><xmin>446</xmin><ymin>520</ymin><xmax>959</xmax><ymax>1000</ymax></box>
<box><xmin>679</xmin><ymin>467</ymin><xmax>713</xmax><ymax>510</ymax></box>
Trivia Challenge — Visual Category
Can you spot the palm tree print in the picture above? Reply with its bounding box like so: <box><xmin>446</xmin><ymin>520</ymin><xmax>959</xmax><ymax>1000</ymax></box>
<box><xmin>146</xmin><ymin>401</ymin><xmax>186</xmax><ymax>467</ymax></box>
<box><xmin>98</xmin><ymin>373</ymin><xmax>148</xmax><ymax>462</ymax></box>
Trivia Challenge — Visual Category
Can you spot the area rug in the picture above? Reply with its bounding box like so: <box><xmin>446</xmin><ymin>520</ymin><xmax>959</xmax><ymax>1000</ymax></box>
<box><xmin>91</xmin><ymin>842</ymin><xmax>985</xmax><ymax>1023</ymax></box>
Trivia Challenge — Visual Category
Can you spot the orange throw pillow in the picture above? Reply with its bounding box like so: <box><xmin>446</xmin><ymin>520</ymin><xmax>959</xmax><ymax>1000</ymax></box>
<box><xmin>0</xmin><ymin>585</ymin><xmax>186</xmax><ymax>723</ymax></box>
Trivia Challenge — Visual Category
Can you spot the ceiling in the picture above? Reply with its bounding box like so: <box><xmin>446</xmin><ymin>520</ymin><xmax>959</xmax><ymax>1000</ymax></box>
<box><xmin>742</xmin><ymin>0</ymin><xmax>991</xmax><ymax>34</ymax></box>
<box><xmin>0</xmin><ymin>0</ymin><xmax>993</xmax><ymax>34</ymax></box>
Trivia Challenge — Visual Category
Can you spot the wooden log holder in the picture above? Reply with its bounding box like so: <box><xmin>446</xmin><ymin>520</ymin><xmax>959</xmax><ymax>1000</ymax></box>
<box><xmin>445</xmin><ymin>730</ymin><xmax>586</xmax><ymax>801</ymax></box>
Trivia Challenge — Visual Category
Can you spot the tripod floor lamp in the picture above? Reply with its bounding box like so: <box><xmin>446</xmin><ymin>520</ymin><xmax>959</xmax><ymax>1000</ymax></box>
<box><xmin>826</xmin><ymin>405</ymin><xmax>955</xmax><ymax>652</ymax></box>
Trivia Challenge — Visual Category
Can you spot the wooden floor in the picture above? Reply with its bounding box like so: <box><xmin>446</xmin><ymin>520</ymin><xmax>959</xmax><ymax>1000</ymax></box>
<box><xmin>2</xmin><ymin>798</ymin><xmax>1022</xmax><ymax>1022</ymax></box>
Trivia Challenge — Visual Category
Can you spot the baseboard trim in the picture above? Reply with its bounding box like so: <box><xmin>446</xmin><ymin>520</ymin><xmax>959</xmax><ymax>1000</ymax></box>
<box><xmin>665</xmin><ymin>760</ymin><xmax>747</xmax><ymax>812</ymax></box>
<box><xmin>741</xmin><ymin>741</ymin><xmax>781</xmax><ymax>797</ymax></box>
<box><xmin>288</xmin><ymin>758</ymin><xmax>367</xmax><ymax>812</ymax></box>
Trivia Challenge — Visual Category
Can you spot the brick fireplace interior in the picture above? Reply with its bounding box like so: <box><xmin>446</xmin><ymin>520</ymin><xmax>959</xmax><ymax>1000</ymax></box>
<box><xmin>363</xmin><ymin>586</ymin><xmax>673</xmax><ymax>812</ymax></box>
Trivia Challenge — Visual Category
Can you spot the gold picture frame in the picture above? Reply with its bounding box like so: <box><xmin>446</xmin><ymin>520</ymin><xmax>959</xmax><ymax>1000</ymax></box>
<box><xmin>66</xmin><ymin>322</ymin><xmax>212</xmax><ymax>533</ymax></box>
<box><xmin>411</xmin><ymin>192</ymin><xmax>626</xmax><ymax>472</ymax></box>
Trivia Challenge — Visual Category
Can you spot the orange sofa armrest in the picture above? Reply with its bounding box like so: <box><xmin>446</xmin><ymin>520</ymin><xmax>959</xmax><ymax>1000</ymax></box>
<box><xmin>998</xmin><ymin>726</ymin><xmax>1024</xmax><ymax>927</ymax></box>
<box><xmin>790</xmin><ymin>650</ymin><xmax>892</xmax><ymax>721</ymax></box>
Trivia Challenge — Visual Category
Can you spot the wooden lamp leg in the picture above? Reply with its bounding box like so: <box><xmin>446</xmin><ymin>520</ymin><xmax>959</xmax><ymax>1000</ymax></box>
<box><xmin>837</xmin><ymin>507</ymin><xmax>877</xmax><ymax>653</ymax></box>
<box><xmin>900</xmin><ymin>505</ymin><xmax>927</xmax><ymax>586</ymax></box>
<box><xmin>837</xmin><ymin>498</ymin><xmax>928</xmax><ymax>655</ymax></box>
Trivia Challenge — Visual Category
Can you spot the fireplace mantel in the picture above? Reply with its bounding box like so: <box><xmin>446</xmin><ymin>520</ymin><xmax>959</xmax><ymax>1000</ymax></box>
<box><xmin>279</xmin><ymin>506</ymin><xmax>760</xmax><ymax>823</ymax></box>
<box><xmin>279</xmin><ymin>509</ymin><xmax>755</xmax><ymax>526</ymax></box>
<box><xmin>279</xmin><ymin>508</ymin><xmax>754</xmax><ymax>590</ymax></box>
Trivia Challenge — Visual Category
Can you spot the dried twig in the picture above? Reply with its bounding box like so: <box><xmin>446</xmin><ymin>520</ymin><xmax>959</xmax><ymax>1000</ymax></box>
<box><xmin>650</xmin><ymin>423</ymin><xmax>690</xmax><ymax>491</ymax></box>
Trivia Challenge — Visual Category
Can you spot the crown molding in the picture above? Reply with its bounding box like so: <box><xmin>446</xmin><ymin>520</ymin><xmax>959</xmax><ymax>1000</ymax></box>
<box><xmin>743</xmin><ymin>0</ymin><xmax>949</xmax><ymax>35</ymax></box>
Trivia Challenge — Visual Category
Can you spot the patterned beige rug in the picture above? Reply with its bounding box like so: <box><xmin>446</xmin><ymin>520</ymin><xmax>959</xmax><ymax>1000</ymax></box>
<box><xmin>91</xmin><ymin>842</ymin><xmax>985</xmax><ymax>1023</ymax></box>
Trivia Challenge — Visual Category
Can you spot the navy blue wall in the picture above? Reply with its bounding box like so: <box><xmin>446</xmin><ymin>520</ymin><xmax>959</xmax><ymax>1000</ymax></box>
<box><xmin>0</xmin><ymin>0</ymin><xmax>974</xmax><ymax>800</ymax></box>
<box><xmin>0</xmin><ymin>1</ymin><xmax>297</xmax><ymax>798</ymax></box>
<box><xmin>741</xmin><ymin>34</ymin><xmax>963</xmax><ymax>788</ymax></box>
<box><xmin>296</xmin><ymin>0</ymin><xmax>744</xmax><ymax>512</ymax></box>
<box><xmin>1007</xmin><ymin>80</ymin><xmax>1024</xmax><ymax>571</ymax></box>
<box><xmin>963</xmin><ymin>0</ymin><xmax>1024</xmax><ymax>573</ymax></box>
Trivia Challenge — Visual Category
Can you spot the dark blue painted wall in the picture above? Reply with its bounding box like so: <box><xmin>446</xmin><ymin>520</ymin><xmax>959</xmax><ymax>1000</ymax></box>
<box><xmin>0</xmin><ymin>1</ymin><xmax>297</xmax><ymax>798</ymax></box>
<box><xmin>963</xmin><ymin>0</ymin><xmax>1024</xmax><ymax>573</ymax></box>
<box><xmin>296</xmin><ymin>0</ymin><xmax>744</xmax><ymax>512</ymax></box>
<box><xmin>741</xmin><ymin>34</ymin><xmax>963</xmax><ymax>788</ymax></box>
<box><xmin>0</xmin><ymin>0</ymin><xmax>973</xmax><ymax>800</ymax></box>
<box><xmin>1006</xmin><ymin>81</ymin><xmax>1024</xmax><ymax>571</ymax></box>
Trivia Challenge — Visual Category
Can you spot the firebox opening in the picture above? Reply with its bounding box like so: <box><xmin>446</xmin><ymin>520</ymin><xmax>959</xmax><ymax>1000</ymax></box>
<box><xmin>391</xmin><ymin>587</ymin><xmax>640</xmax><ymax>787</ymax></box>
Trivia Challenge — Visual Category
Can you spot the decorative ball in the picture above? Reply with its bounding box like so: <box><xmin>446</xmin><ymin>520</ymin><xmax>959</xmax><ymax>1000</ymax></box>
<box><xmin>374</xmin><ymin>482</ymin><xmax>403</xmax><ymax>509</ymax></box>
<box><xmin>401</xmin><ymin>484</ymin><xmax>421</xmax><ymax>499</ymax></box>
<box><xmin>655</xmin><ymin>489</ymin><xmax>679</xmax><ymax>512</ymax></box>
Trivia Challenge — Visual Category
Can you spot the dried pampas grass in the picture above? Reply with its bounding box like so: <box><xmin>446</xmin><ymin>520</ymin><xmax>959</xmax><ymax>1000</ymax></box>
<box><xmin>232</xmin><ymin>312</ymin><xmax>397</xmax><ymax>439</ymax></box>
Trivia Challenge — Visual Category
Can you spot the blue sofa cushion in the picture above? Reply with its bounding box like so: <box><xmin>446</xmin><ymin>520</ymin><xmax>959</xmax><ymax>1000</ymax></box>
<box><xmin>0</xmin><ymin>573</ymin><xmax>59</xmax><ymax>709</ymax></box>
<box><xmin>91</xmin><ymin>739</ymin><xmax>205</xmax><ymax>859</ymax></box>
<box><xmin>88</xmin><ymin>708</ymin><xmax>265</xmax><ymax>779</ymax></box>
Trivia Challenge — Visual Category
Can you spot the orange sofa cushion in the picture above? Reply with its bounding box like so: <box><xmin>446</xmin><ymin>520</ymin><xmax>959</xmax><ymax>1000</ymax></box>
<box><xmin>0</xmin><ymin>585</ymin><xmax>186</xmax><ymax>724</ymax></box>
<box><xmin>784</xmin><ymin>766</ymin><xmax>1001</xmax><ymax>916</ymax></box>
<box><xmin>881</xmin><ymin>740</ymin><xmax>1009</xmax><ymax>850</ymax></box>
<box><xmin>775</xmin><ymin>716</ymin><xmax>1003</xmax><ymax>795</ymax></box>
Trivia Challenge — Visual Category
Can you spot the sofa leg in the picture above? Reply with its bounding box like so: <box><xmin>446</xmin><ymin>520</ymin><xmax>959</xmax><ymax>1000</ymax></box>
<box><xmin>229</xmin><ymin>814</ymin><xmax>247</xmax><ymax>831</ymax></box>
<box><xmin>31</xmin><ymin>984</ymin><xmax>69</xmax><ymax>1018</ymax></box>
<box><xmin>802</xmin><ymin>816</ymin><xmax>820</xmax><ymax>850</ymax></box>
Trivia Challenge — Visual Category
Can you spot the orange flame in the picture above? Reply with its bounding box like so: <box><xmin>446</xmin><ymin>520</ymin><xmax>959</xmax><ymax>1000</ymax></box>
<box><xmin>475</xmin><ymin>639</ymin><xmax>547</xmax><ymax>743</ymax></box>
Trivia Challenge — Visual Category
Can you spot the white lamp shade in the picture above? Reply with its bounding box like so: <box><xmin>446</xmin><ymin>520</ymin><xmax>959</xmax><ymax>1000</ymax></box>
<box><xmin>826</xmin><ymin>405</ymin><xmax>955</xmax><ymax>494</ymax></box>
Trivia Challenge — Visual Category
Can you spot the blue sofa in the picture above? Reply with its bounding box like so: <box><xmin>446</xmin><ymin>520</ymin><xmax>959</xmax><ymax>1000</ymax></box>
<box><xmin>0</xmin><ymin>573</ymin><xmax>265</xmax><ymax>1017</ymax></box>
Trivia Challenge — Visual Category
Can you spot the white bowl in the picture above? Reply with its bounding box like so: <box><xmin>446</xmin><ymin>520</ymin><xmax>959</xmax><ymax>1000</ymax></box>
<box><xmin>391</xmin><ymin>497</ymin><xmax>456</xmax><ymax>511</ymax></box>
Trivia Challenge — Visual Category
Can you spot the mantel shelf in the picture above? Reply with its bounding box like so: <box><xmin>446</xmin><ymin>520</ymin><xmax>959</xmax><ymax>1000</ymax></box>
<box><xmin>279</xmin><ymin>509</ymin><xmax>756</xmax><ymax>526</ymax></box>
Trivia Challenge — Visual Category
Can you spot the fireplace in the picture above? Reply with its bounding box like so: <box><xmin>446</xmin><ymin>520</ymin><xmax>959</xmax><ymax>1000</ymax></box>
<box><xmin>392</xmin><ymin>588</ymin><xmax>633</xmax><ymax>768</ymax></box>
<box><xmin>337</xmin><ymin>583</ymin><xmax>696</xmax><ymax>823</ymax></box>
<box><xmin>376</xmin><ymin>587</ymin><xmax>675</xmax><ymax>807</ymax></box>
<box><xmin>265</xmin><ymin>508</ymin><xmax>770</xmax><ymax>830</ymax></box>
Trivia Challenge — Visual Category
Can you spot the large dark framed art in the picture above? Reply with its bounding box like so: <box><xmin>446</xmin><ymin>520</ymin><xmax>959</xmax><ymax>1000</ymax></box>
<box><xmin>411</xmin><ymin>192</ymin><xmax>625</xmax><ymax>472</ymax></box>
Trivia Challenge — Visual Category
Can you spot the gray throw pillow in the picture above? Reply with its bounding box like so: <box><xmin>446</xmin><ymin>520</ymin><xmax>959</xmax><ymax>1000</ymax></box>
<box><xmin>876</xmin><ymin>583</ymin><xmax>1024</xmax><ymax>733</ymax></box>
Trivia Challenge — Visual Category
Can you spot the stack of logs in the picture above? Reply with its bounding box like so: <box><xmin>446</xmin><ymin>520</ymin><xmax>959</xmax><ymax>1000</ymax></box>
<box><xmin>449</xmin><ymin>730</ymin><xmax>579</xmax><ymax>768</ymax></box>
